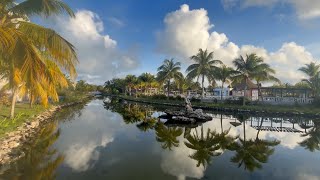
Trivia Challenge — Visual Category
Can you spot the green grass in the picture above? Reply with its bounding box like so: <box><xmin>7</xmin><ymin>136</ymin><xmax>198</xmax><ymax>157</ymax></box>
<box><xmin>120</xmin><ymin>95</ymin><xmax>320</xmax><ymax>115</ymax></box>
<box><xmin>0</xmin><ymin>91</ymin><xmax>91</xmax><ymax>139</ymax></box>
<box><xmin>0</xmin><ymin>104</ymin><xmax>46</xmax><ymax>139</ymax></box>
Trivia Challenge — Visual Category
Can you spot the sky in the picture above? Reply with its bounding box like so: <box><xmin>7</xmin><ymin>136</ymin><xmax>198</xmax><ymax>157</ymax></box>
<box><xmin>40</xmin><ymin>0</ymin><xmax>320</xmax><ymax>85</ymax></box>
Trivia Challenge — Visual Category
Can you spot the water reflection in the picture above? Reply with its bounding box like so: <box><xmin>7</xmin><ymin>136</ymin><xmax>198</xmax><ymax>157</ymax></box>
<box><xmin>1</xmin><ymin>98</ymin><xmax>320</xmax><ymax>180</ymax></box>
<box><xmin>0</xmin><ymin>122</ymin><xmax>63</xmax><ymax>180</ymax></box>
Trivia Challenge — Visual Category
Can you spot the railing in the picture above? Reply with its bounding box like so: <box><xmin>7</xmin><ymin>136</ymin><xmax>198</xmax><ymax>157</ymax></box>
<box><xmin>261</xmin><ymin>97</ymin><xmax>314</xmax><ymax>104</ymax></box>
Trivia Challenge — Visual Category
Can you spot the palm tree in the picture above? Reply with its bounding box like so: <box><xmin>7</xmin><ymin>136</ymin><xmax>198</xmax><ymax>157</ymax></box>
<box><xmin>124</xmin><ymin>75</ymin><xmax>138</xmax><ymax>96</ymax></box>
<box><xmin>0</xmin><ymin>0</ymin><xmax>77</xmax><ymax>118</ymax></box>
<box><xmin>155</xmin><ymin>122</ymin><xmax>183</xmax><ymax>150</ymax></box>
<box><xmin>254</xmin><ymin>64</ymin><xmax>280</xmax><ymax>102</ymax></box>
<box><xmin>233</xmin><ymin>54</ymin><xmax>266</xmax><ymax>106</ymax></box>
<box><xmin>157</xmin><ymin>58</ymin><xmax>183</xmax><ymax>97</ymax></box>
<box><xmin>186</xmin><ymin>49</ymin><xmax>222</xmax><ymax>98</ymax></box>
<box><xmin>298</xmin><ymin>62</ymin><xmax>320</xmax><ymax>97</ymax></box>
<box><xmin>212</xmin><ymin>65</ymin><xmax>237</xmax><ymax>100</ymax></box>
<box><xmin>138</xmin><ymin>73</ymin><xmax>155</xmax><ymax>95</ymax></box>
<box><xmin>184</xmin><ymin>126</ymin><xmax>221</xmax><ymax>167</ymax></box>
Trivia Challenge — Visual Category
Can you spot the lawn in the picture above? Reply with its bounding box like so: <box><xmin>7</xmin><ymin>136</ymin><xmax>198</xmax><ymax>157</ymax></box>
<box><xmin>0</xmin><ymin>103</ymin><xmax>46</xmax><ymax>139</ymax></box>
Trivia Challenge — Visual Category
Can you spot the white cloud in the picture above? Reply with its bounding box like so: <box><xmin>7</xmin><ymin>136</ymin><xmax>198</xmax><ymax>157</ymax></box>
<box><xmin>221</xmin><ymin>0</ymin><xmax>320</xmax><ymax>20</ymax></box>
<box><xmin>157</xmin><ymin>4</ymin><xmax>317</xmax><ymax>84</ymax></box>
<box><xmin>52</xmin><ymin>10</ymin><xmax>139</xmax><ymax>84</ymax></box>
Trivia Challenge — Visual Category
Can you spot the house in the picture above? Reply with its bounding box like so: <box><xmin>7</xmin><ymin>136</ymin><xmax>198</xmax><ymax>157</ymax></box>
<box><xmin>232</xmin><ymin>79</ymin><xmax>259</xmax><ymax>100</ymax></box>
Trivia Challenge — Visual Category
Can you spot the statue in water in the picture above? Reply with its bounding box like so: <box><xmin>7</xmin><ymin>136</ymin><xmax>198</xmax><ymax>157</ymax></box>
<box><xmin>185</xmin><ymin>97</ymin><xmax>193</xmax><ymax>112</ymax></box>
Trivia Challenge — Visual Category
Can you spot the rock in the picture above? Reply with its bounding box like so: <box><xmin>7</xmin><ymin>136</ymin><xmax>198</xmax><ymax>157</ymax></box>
<box><xmin>8</xmin><ymin>141</ymin><xmax>19</xmax><ymax>148</ymax></box>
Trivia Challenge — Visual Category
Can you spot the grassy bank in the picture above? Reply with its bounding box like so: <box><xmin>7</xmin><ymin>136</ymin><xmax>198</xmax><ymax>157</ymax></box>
<box><xmin>0</xmin><ymin>92</ymin><xmax>91</xmax><ymax>139</ymax></box>
<box><xmin>118</xmin><ymin>95</ymin><xmax>320</xmax><ymax>115</ymax></box>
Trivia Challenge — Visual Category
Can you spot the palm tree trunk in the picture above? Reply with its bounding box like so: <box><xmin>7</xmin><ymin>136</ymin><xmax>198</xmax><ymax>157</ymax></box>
<box><xmin>243</xmin><ymin>78</ymin><xmax>247</xmax><ymax>106</ymax></box>
<box><xmin>129</xmin><ymin>86</ymin><xmax>132</xmax><ymax>96</ymax></box>
<box><xmin>10</xmin><ymin>88</ymin><xmax>17</xmax><ymax>119</ymax></box>
<box><xmin>29</xmin><ymin>93</ymin><xmax>33</xmax><ymax>108</ymax></box>
<box><xmin>257</xmin><ymin>82</ymin><xmax>263</xmax><ymax>102</ymax></box>
<box><xmin>221</xmin><ymin>82</ymin><xmax>224</xmax><ymax>100</ymax></box>
<box><xmin>167</xmin><ymin>80</ymin><xmax>170</xmax><ymax>98</ymax></box>
<box><xmin>201</xmin><ymin>74</ymin><xmax>205</xmax><ymax>98</ymax></box>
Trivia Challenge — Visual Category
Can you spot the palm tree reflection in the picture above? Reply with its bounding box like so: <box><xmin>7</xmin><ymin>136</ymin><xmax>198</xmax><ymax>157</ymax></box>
<box><xmin>184</xmin><ymin>126</ymin><xmax>221</xmax><ymax>168</ymax></box>
<box><xmin>155</xmin><ymin>122</ymin><xmax>183</xmax><ymax>150</ymax></box>
<box><xmin>299</xmin><ymin>120</ymin><xmax>320</xmax><ymax>152</ymax></box>
<box><xmin>229</xmin><ymin>114</ymin><xmax>280</xmax><ymax>172</ymax></box>
<box><xmin>2</xmin><ymin>122</ymin><xmax>64</xmax><ymax>179</ymax></box>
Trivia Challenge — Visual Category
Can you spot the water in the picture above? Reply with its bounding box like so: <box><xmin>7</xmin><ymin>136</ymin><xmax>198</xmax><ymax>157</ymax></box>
<box><xmin>1</xmin><ymin>98</ymin><xmax>320</xmax><ymax>180</ymax></box>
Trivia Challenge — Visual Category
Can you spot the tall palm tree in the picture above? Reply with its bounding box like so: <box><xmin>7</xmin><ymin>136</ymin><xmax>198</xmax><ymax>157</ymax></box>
<box><xmin>0</xmin><ymin>0</ymin><xmax>77</xmax><ymax>118</ymax></box>
<box><xmin>157</xmin><ymin>58</ymin><xmax>183</xmax><ymax>97</ymax></box>
<box><xmin>212</xmin><ymin>65</ymin><xmax>237</xmax><ymax>100</ymax></box>
<box><xmin>186</xmin><ymin>49</ymin><xmax>222</xmax><ymax>98</ymax></box>
<box><xmin>155</xmin><ymin>122</ymin><xmax>183</xmax><ymax>150</ymax></box>
<box><xmin>124</xmin><ymin>75</ymin><xmax>138</xmax><ymax>96</ymax></box>
<box><xmin>254</xmin><ymin>64</ymin><xmax>280</xmax><ymax>102</ymax></box>
<box><xmin>138</xmin><ymin>73</ymin><xmax>155</xmax><ymax>95</ymax></box>
<box><xmin>184</xmin><ymin>126</ymin><xmax>221</xmax><ymax>167</ymax></box>
<box><xmin>298</xmin><ymin>62</ymin><xmax>320</xmax><ymax>97</ymax></box>
<box><xmin>233</xmin><ymin>54</ymin><xmax>266</xmax><ymax>106</ymax></box>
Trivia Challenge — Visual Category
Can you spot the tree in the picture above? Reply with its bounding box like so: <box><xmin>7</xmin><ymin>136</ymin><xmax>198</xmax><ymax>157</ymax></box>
<box><xmin>254</xmin><ymin>64</ymin><xmax>280</xmax><ymax>101</ymax></box>
<box><xmin>298</xmin><ymin>62</ymin><xmax>320</xmax><ymax>97</ymax></box>
<box><xmin>157</xmin><ymin>58</ymin><xmax>183</xmax><ymax>97</ymax></box>
<box><xmin>0</xmin><ymin>0</ymin><xmax>77</xmax><ymax>118</ymax></box>
<box><xmin>212</xmin><ymin>65</ymin><xmax>237</xmax><ymax>100</ymax></box>
<box><xmin>138</xmin><ymin>73</ymin><xmax>155</xmax><ymax>95</ymax></box>
<box><xmin>233</xmin><ymin>54</ymin><xmax>266</xmax><ymax>106</ymax></box>
<box><xmin>124</xmin><ymin>75</ymin><xmax>138</xmax><ymax>96</ymax></box>
<box><xmin>186</xmin><ymin>49</ymin><xmax>222</xmax><ymax>98</ymax></box>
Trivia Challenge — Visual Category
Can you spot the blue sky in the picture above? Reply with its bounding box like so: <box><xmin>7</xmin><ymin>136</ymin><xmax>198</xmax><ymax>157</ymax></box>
<box><xmin>47</xmin><ymin>0</ymin><xmax>320</xmax><ymax>84</ymax></box>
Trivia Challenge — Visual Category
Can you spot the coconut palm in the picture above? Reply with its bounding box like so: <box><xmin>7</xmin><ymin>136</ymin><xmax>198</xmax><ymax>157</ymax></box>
<box><xmin>186</xmin><ymin>49</ymin><xmax>222</xmax><ymax>98</ymax></box>
<box><xmin>138</xmin><ymin>73</ymin><xmax>155</xmax><ymax>95</ymax></box>
<box><xmin>0</xmin><ymin>0</ymin><xmax>77</xmax><ymax>118</ymax></box>
<box><xmin>233</xmin><ymin>54</ymin><xmax>267</xmax><ymax>106</ymax></box>
<box><xmin>299</xmin><ymin>62</ymin><xmax>320</xmax><ymax>97</ymax></box>
<box><xmin>124</xmin><ymin>75</ymin><xmax>138</xmax><ymax>96</ymax></box>
<box><xmin>157</xmin><ymin>58</ymin><xmax>183</xmax><ymax>97</ymax></box>
<box><xmin>254</xmin><ymin>64</ymin><xmax>280</xmax><ymax>101</ymax></box>
<box><xmin>155</xmin><ymin>122</ymin><xmax>183</xmax><ymax>150</ymax></box>
<box><xmin>212</xmin><ymin>65</ymin><xmax>237</xmax><ymax>100</ymax></box>
<box><xmin>184</xmin><ymin>126</ymin><xmax>221</xmax><ymax>167</ymax></box>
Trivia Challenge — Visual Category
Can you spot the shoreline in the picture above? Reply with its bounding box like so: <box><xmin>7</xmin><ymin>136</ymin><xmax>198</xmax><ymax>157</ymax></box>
<box><xmin>0</xmin><ymin>98</ymin><xmax>91</xmax><ymax>165</ymax></box>
<box><xmin>116</xmin><ymin>95</ymin><xmax>320</xmax><ymax>118</ymax></box>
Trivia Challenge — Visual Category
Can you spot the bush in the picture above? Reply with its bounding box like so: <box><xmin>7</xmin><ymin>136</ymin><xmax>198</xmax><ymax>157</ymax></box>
<box><xmin>175</xmin><ymin>95</ymin><xmax>184</xmax><ymax>101</ymax></box>
<box><xmin>312</xmin><ymin>97</ymin><xmax>320</xmax><ymax>106</ymax></box>
<box><xmin>150</xmin><ymin>94</ymin><xmax>167</xmax><ymax>99</ymax></box>
<box><xmin>190</xmin><ymin>97</ymin><xmax>201</xmax><ymax>103</ymax></box>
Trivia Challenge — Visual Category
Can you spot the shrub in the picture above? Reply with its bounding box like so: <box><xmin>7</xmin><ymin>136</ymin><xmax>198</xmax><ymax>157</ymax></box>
<box><xmin>175</xmin><ymin>95</ymin><xmax>184</xmax><ymax>101</ymax></box>
<box><xmin>151</xmin><ymin>94</ymin><xmax>167</xmax><ymax>99</ymax></box>
<box><xmin>190</xmin><ymin>97</ymin><xmax>201</xmax><ymax>103</ymax></box>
